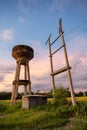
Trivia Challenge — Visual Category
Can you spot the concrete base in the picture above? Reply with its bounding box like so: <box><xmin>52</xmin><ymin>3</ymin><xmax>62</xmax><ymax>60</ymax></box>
<box><xmin>22</xmin><ymin>95</ymin><xmax>47</xmax><ymax>109</ymax></box>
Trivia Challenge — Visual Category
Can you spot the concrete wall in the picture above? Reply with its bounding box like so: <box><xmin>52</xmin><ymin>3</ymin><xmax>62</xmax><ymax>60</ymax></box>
<box><xmin>22</xmin><ymin>95</ymin><xmax>47</xmax><ymax>109</ymax></box>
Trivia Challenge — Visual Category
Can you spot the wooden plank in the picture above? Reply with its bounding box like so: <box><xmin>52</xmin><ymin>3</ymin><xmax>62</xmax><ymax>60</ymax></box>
<box><xmin>50</xmin><ymin>32</ymin><xmax>64</xmax><ymax>46</ymax></box>
<box><xmin>51</xmin><ymin>45</ymin><xmax>64</xmax><ymax>56</ymax></box>
<box><xmin>13</xmin><ymin>80</ymin><xmax>30</xmax><ymax>85</ymax></box>
<box><xmin>50</xmin><ymin>66</ymin><xmax>71</xmax><ymax>76</ymax></box>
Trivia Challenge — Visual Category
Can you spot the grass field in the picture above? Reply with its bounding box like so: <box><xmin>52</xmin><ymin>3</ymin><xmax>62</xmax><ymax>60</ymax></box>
<box><xmin>0</xmin><ymin>96</ymin><xmax>87</xmax><ymax>130</ymax></box>
<box><xmin>68</xmin><ymin>96</ymin><xmax>87</xmax><ymax>102</ymax></box>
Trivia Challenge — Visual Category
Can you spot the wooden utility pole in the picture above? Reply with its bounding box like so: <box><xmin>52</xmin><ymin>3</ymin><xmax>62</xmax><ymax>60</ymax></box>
<box><xmin>46</xmin><ymin>34</ymin><xmax>55</xmax><ymax>95</ymax></box>
<box><xmin>59</xmin><ymin>18</ymin><xmax>76</xmax><ymax>105</ymax></box>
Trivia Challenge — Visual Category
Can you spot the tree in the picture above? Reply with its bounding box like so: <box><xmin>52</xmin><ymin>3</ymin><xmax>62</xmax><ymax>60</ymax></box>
<box><xmin>0</xmin><ymin>92</ymin><xmax>11</xmax><ymax>100</ymax></box>
<box><xmin>84</xmin><ymin>91</ymin><xmax>87</xmax><ymax>96</ymax></box>
<box><xmin>75</xmin><ymin>91</ymin><xmax>84</xmax><ymax>97</ymax></box>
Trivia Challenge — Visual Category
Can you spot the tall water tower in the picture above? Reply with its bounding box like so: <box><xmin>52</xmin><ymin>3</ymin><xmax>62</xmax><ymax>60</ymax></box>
<box><xmin>11</xmin><ymin>45</ymin><xmax>34</xmax><ymax>105</ymax></box>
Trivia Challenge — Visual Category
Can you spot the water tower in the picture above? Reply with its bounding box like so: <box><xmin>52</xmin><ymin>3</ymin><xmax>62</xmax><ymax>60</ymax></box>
<box><xmin>11</xmin><ymin>45</ymin><xmax>34</xmax><ymax>105</ymax></box>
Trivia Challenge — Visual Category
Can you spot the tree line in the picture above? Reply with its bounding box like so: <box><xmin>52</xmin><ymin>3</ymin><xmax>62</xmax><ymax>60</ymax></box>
<box><xmin>0</xmin><ymin>90</ymin><xmax>87</xmax><ymax>100</ymax></box>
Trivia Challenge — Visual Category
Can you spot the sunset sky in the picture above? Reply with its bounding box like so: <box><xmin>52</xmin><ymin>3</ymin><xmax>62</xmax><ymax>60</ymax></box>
<box><xmin>0</xmin><ymin>0</ymin><xmax>87</xmax><ymax>93</ymax></box>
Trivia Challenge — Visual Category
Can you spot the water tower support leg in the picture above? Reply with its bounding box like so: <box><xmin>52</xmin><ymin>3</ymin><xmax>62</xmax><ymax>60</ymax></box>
<box><xmin>27</xmin><ymin>62</ymin><xmax>31</xmax><ymax>95</ymax></box>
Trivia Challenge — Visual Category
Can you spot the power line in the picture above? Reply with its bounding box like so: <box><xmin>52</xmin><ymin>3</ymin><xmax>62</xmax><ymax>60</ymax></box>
<box><xmin>11</xmin><ymin>20</ymin><xmax>87</xmax><ymax>61</ymax></box>
<box><xmin>66</xmin><ymin>28</ymin><xmax>87</xmax><ymax>43</ymax></box>
<box><xmin>65</xmin><ymin>20</ymin><xmax>87</xmax><ymax>36</ymax></box>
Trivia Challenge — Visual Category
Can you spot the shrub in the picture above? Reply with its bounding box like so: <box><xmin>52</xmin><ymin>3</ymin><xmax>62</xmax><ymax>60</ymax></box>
<box><xmin>53</xmin><ymin>87</ymin><xmax>68</xmax><ymax>106</ymax></box>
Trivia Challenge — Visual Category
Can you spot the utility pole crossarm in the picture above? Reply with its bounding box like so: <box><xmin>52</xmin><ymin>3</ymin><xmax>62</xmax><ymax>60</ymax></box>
<box><xmin>45</xmin><ymin>34</ymin><xmax>51</xmax><ymax>45</ymax></box>
<box><xmin>50</xmin><ymin>33</ymin><xmax>63</xmax><ymax>46</ymax></box>
<box><xmin>51</xmin><ymin>44</ymin><xmax>65</xmax><ymax>56</ymax></box>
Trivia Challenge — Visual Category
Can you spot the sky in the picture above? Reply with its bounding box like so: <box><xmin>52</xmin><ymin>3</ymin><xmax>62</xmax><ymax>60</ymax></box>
<box><xmin>0</xmin><ymin>0</ymin><xmax>87</xmax><ymax>93</ymax></box>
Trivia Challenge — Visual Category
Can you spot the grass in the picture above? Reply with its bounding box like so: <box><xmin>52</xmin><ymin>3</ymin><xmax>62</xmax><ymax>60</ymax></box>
<box><xmin>67</xmin><ymin>96</ymin><xmax>87</xmax><ymax>102</ymax></box>
<box><xmin>70</xmin><ymin>118</ymin><xmax>87</xmax><ymax>130</ymax></box>
<box><xmin>75</xmin><ymin>96</ymin><xmax>87</xmax><ymax>101</ymax></box>
<box><xmin>0</xmin><ymin>96</ymin><xmax>87</xmax><ymax>130</ymax></box>
<box><xmin>0</xmin><ymin>100</ymin><xmax>68</xmax><ymax>130</ymax></box>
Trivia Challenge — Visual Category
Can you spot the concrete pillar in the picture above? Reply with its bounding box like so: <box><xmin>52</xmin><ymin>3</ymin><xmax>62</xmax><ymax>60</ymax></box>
<box><xmin>26</xmin><ymin>62</ymin><xmax>31</xmax><ymax>95</ymax></box>
<box><xmin>24</xmin><ymin>64</ymin><xmax>27</xmax><ymax>95</ymax></box>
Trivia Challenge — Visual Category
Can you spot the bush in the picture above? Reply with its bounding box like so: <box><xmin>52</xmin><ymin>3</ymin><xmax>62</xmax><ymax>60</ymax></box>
<box><xmin>53</xmin><ymin>87</ymin><xmax>68</xmax><ymax>106</ymax></box>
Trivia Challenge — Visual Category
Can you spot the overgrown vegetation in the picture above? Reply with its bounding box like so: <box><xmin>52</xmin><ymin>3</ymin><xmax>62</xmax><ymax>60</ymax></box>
<box><xmin>0</xmin><ymin>87</ymin><xmax>87</xmax><ymax>130</ymax></box>
<box><xmin>53</xmin><ymin>87</ymin><xmax>68</xmax><ymax>106</ymax></box>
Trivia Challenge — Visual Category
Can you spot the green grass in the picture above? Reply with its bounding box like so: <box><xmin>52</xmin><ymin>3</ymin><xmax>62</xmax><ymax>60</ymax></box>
<box><xmin>0</xmin><ymin>97</ymin><xmax>87</xmax><ymax>130</ymax></box>
<box><xmin>69</xmin><ymin>117</ymin><xmax>87</xmax><ymax>130</ymax></box>
<box><xmin>0</xmin><ymin>100</ymin><xmax>68</xmax><ymax>130</ymax></box>
<box><xmin>67</xmin><ymin>96</ymin><xmax>87</xmax><ymax>102</ymax></box>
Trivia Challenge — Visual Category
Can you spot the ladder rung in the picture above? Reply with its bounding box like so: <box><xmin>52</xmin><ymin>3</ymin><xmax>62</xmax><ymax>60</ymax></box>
<box><xmin>50</xmin><ymin>32</ymin><xmax>64</xmax><ymax>46</ymax></box>
<box><xmin>50</xmin><ymin>66</ymin><xmax>71</xmax><ymax>76</ymax></box>
<box><xmin>51</xmin><ymin>45</ymin><xmax>64</xmax><ymax>56</ymax></box>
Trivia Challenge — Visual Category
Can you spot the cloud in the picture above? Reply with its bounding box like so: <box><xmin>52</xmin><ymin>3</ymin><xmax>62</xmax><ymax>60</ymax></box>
<box><xmin>50</xmin><ymin>0</ymin><xmax>71</xmax><ymax>13</ymax></box>
<box><xmin>18</xmin><ymin>16</ymin><xmax>25</xmax><ymax>23</ymax></box>
<box><xmin>24</xmin><ymin>38</ymin><xmax>87</xmax><ymax>92</ymax></box>
<box><xmin>69</xmin><ymin>35</ymin><xmax>87</xmax><ymax>52</ymax></box>
<box><xmin>0</xmin><ymin>64</ymin><xmax>15</xmax><ymax>74</ymax></box>
<box><xmin>17</xmin><ymin>0</ymin><xmax>29</xmax><ymax>15</ymax></box>
<box><xmin>50</xmin><ymin>0</ymin><xmax>87</xmax><ymax>15</ymax></box>
<box><xmin>68</xmin><ymin>53</ymin><xmax>87</xmax><ymax>92</ymax></box>
<box><xmin>29</xmin><ymin>49</ymin><xmax>51</xmax><ymax>91</ymax></box>
<box><xmin>17</xmin><ymin>0</ymin><xmax>38</xmax><ymax>15</ymax></box>
<box><xmin>0</xmin><ymin>29</ymin><xmax>14</xmax><ymax>42</ymax></box>
<box><xmin>0</xmin><ymin>74</ymin><xmax>13</xmax><ymax>92</ymax></box>
<box><xmin>67</xmin><ymin>33</ymin><xmax>87</xmax><ymax>77</ymax></box>
<box><xmin>0</xmin><ymin>63</ymin><xmax>15</xmax><ymax>91</ymax></box>
<box><xmin>73</xmin><ymin>0</ymin><xmax>87</xmax><ymax>14</ymax></box>
<box><xmin>0</xmin><ymin>37</ymin><xmax>87</xmax><ymax>93</ymax></box>
<box><xmin>0</xmin><ymin>76</ymin><xmax>3</xmax><ymax>82</ymax></box>
<box><xmin>31</xmin><ymin>75</ymin><xmax>51</xmax><ymax>92</ymax></box>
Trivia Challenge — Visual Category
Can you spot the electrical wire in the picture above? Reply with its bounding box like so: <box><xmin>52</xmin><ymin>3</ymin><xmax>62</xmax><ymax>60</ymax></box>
<box><xmin>10</xmin><ymin>19</ymin><xmax>87</xmax><ymax>62</ymax></box>
<box><xmin>66</xmin><ymin>28</ymin><xmax>87</xmax><ymax>43</ymax></box>
<box><xmin>65</xmin><ymin>20</ymin><xmax>87</xmax><ymax>36</ymax></box>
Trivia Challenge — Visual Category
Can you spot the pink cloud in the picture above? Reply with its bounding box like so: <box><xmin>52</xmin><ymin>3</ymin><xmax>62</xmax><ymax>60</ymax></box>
<box><xmin>0</xmin><ymin>29</ymin><xmax>14</xmax><ymax>42</ymax></box>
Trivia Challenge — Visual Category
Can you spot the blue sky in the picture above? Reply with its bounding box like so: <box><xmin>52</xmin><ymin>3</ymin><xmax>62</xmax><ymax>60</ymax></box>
<box><xmin>0</xmin><ymin>0</ymin><xmax>87</xmax><ymax>93</ymax></box>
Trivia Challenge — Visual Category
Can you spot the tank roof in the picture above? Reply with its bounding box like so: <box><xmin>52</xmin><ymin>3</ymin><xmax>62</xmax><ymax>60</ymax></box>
<box><xmin>12</xmin><ymin>45</ymin><xmax>34</xmax><ymax>60</ymax></box>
